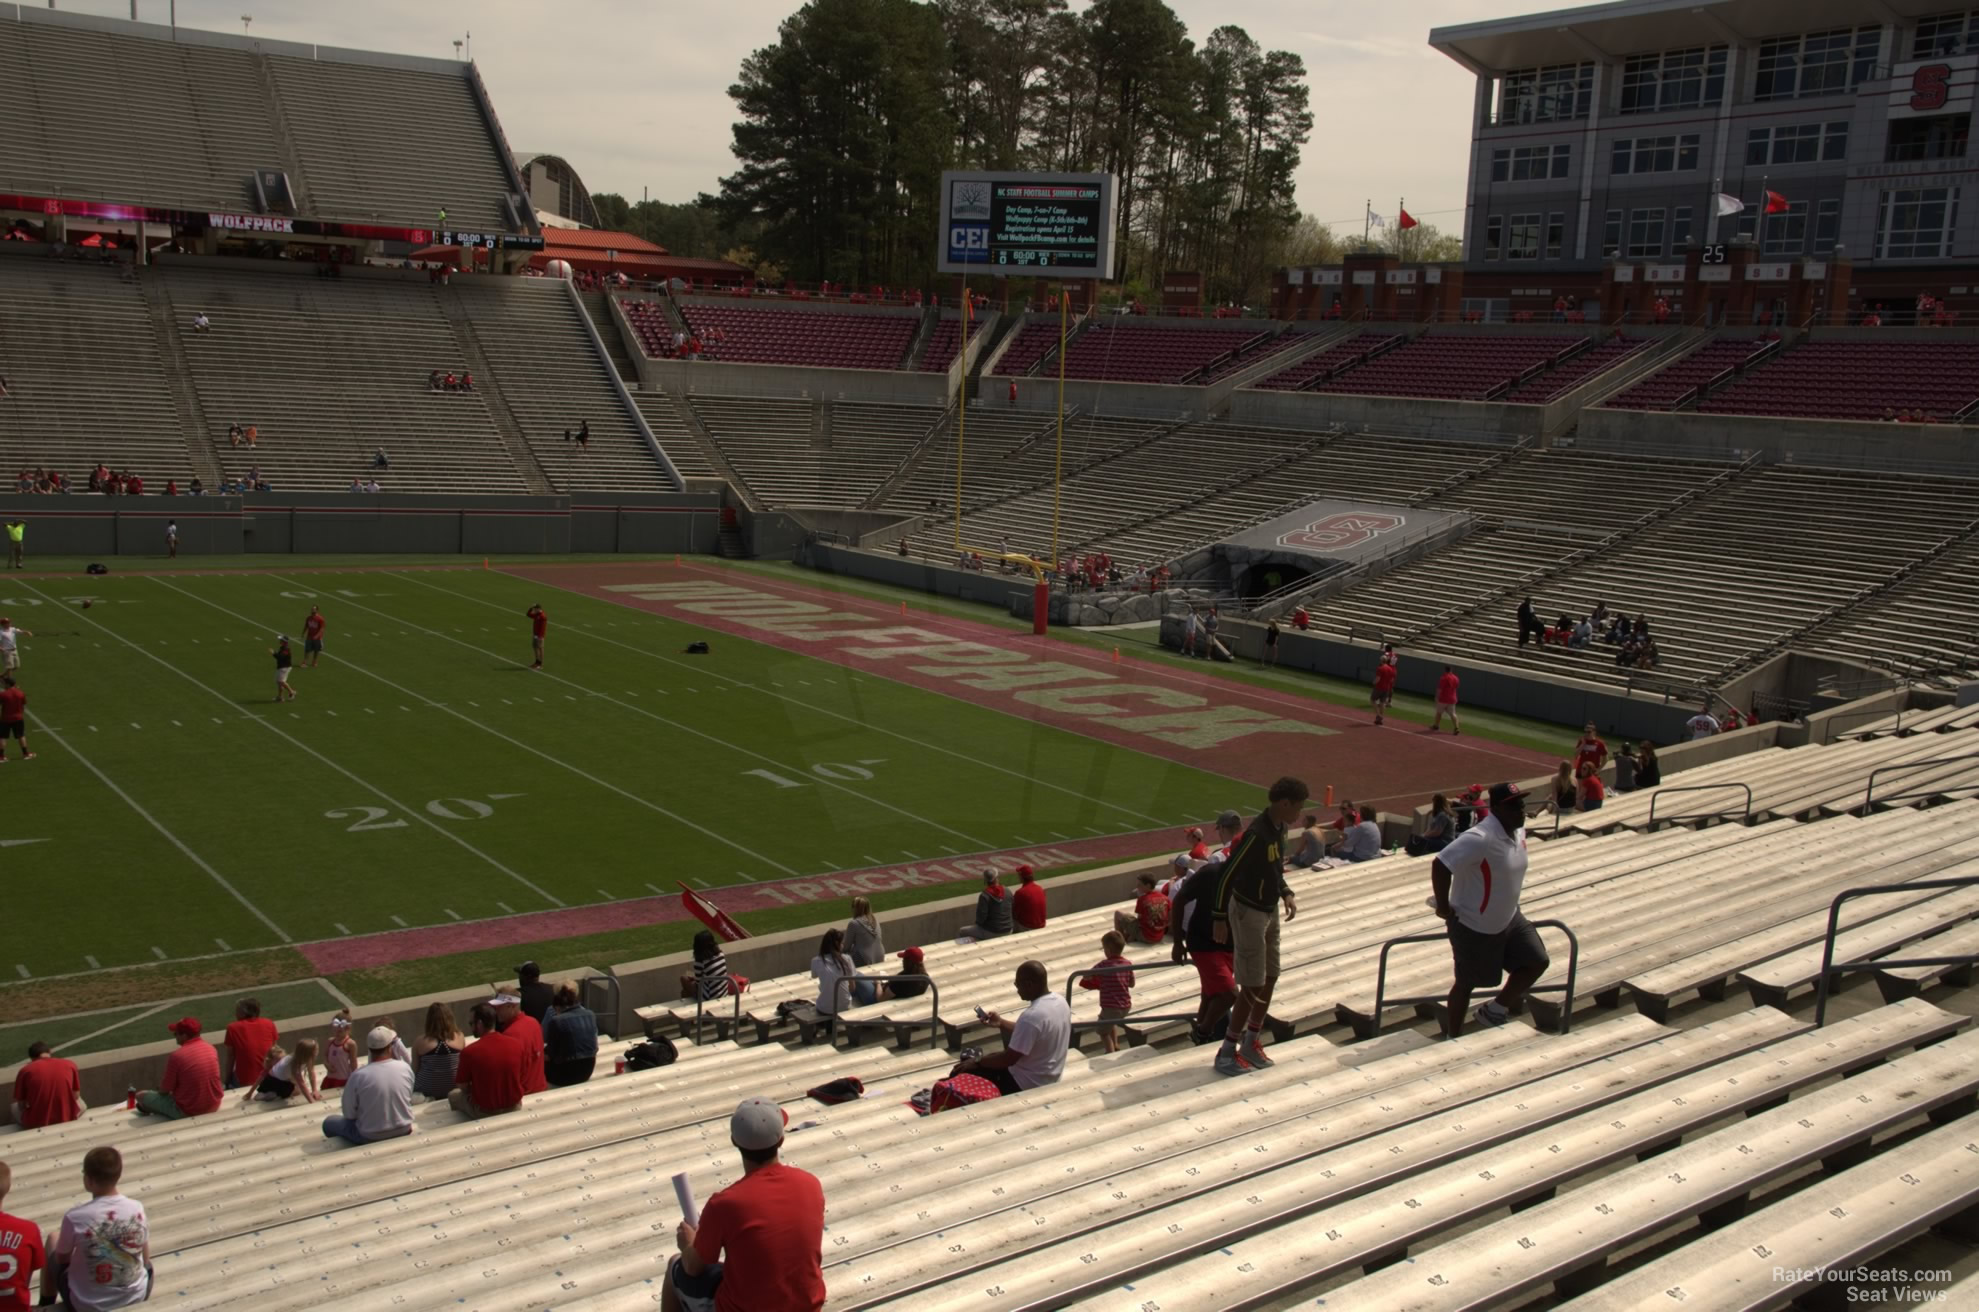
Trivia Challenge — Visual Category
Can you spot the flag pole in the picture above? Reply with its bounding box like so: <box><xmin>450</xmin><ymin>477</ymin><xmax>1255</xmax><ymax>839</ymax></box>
<box><xmin>1398</xmin><ymin>196</ymin><xmax>1406</xmax><ymax>261</ymax></box>
<box><xmin>954</xmin><ymin>280</ymin><xmax>969</xmax><ymax>555</ymax></box>
<box><xmin>1363</xmin><ymin>197</ymin><xmax>1371</xmax><ymax>247</ymax></box>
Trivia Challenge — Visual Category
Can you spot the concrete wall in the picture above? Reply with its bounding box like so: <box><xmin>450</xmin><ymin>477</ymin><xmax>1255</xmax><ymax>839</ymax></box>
<box><xmin>0</xmin><ymin>493</ymin><xmax>722</xmax><ymax>557</ymax></box>
<box><xmin>638</xmin><ymin>356</ymin><xmax>952</xmax><ymax>407</ymax></box>
<box><xmin>799</xmin><ymin>540</ymin><xmax>1040</xmax><ymax>611</ymax></box>
<box><xmin>1578</xmin><ymin>406</ymin><xmax>1979</xmax><ymax>475</ymax></box>
<box><xmin>1231</xmin><ymin>388</ymin><xmax>1541</xmax><ymax>442</ymax></box>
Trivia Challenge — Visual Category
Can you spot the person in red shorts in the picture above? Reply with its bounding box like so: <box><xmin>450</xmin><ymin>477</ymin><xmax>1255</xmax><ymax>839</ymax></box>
<box><xmin>0</xmin><ymin>1161</ymin><xmax>47</xmax><ymax>1309</ymax></box>
<box><xmin>1430</xmin><ymin>664</ymin><xmax>1461</xmax><ymax>735</ymax></box>
<box><xmin>11</xmin><ymin>1041</ymin><xmax>82</xmax><ymax>1129</ymax></box>
<box><xmin>1170</xmin><ymin>854</ymin><xmax>1238</xmax><ymax>1049</ymax></box>
<box><xmin>0</xmin><ymin>674</ymin><xmax>29</xmax><ymax>762</ymax></box>
<box><xmin>665</xmin><ymin>1097</ymin><xmax>825</xmax><ymax>1312</ymax></box>
<box><xmin>1371</xmin><ymin>652</ymin><xmax>1398</xmax><ymax>726</ymax></box>
<box><xmin>526</xmin><ymin>604</ymin><xmax>548</xmax><ymax>670</ymax></box>
<box><xmin>222</xmin><ymin>998</ymin><xmax>279</xmax><ymax>1091</ymax></box>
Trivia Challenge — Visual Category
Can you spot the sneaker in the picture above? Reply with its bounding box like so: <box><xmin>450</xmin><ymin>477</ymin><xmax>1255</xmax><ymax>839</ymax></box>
<box><xmin>19</xmin><ymin>752</ymin><xmax>32</xmax><ymax>760</ymax></box>
<box><xmin>1213</xmin><ymin>1048</ymin><xmax>1252</xmax><ymax>1077</ymax></box>
<box><xmin>1473</xmin><ymin>1002</ymin><xmax>1509</xmax><ymax>1028</ymax></box>
<box><xmin>1239</xmin><ymin>1037</ymin><xmax>1274</xmax><ymax>1068</ymax></box>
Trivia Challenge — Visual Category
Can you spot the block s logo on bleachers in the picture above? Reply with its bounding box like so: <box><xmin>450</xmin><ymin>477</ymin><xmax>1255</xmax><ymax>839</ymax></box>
<box><xmin>1911</xmin><ymin>63</ymin><xmax>1952</xmax><ymax>111</ymax></box>
<box><xmin>1279</xmin><ymin>511</ymin><xmax>1406</xmax><ymax>551</ymax></box>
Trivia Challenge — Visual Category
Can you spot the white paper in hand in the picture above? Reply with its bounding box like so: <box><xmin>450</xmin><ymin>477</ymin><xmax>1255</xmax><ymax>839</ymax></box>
<box><xmin>672</xmin><ymin>1171</ymin><xmax>699</xmax><ymax>1226</ymax></box>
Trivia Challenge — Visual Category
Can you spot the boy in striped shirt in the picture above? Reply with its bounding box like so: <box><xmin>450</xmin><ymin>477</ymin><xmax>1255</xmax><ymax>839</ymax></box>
<box><xmin>1081</xmin><ymin>930</ymin><xmax>1135</xmax><ymax>1053</ymax></box>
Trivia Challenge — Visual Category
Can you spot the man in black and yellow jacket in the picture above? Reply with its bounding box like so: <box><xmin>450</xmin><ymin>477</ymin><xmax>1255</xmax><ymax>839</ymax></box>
<box><xmin>1210</xmin><ymin>776</ymin><xmax>1309</xmax><ymax>1076</ymax></box>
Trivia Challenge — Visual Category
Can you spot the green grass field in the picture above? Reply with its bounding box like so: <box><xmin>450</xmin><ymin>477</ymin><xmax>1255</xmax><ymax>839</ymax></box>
<box><xmin>4</xmin><ymin>560</ymin><xmax>1244</xmax><ymax>980</ymax></box>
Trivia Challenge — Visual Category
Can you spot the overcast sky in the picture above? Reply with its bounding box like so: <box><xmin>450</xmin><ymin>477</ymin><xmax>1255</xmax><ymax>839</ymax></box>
<box><xmin>89</xmin><ymin>0</ymin><xmax>1552</xmax><ymax>239</ymax></box>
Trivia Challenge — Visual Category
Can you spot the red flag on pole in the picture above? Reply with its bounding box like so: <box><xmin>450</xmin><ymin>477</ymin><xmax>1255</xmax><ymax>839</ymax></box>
<box><xmin>680</xmin><ymin>883</ymin><xmax>751</xmax><ymax>941</ymax></box>
<box><xmin>1764</xmin><ymin>190</ymin><xmax>1790</xmax><ymax>214</ymax></box>
<box><xmin>1398</xmin><ymin>208</ymin><xmax>1419</xmax><ymax>231</ymax></box>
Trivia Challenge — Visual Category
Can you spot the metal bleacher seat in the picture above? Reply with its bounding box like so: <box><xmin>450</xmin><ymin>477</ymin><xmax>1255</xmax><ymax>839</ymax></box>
<box><xmin>1058</xmin><ymin>1001</ymin><xmax>1971</xmax><ymax>1311</ymax></box>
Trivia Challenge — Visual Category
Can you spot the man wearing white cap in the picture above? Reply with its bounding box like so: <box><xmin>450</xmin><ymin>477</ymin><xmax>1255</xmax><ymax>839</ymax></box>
<box><xmin>321</xmin><ymin>1024</ymin><xmax>414</xmax><ymax>1145</ymax></box>
<box><xmin>665</xmin><ymin>1097</ymin><xmax>825</xmax><ymax>1312</ymax></box>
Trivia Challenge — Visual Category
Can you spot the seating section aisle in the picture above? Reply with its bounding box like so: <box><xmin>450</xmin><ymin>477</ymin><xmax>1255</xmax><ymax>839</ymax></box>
<box><xmin>0</xmin><ymin>258</ymin><xmax>193</xmax><ymax>488</ymax></box>
<box><xmin>1314</xmin><ymin>333</ymin><xmax>1578</xmax><ymax>400</ymax></box>
<box><xmin>619</xmin><ymin>298</ymin><xmax>681</xmax><ymax>357</ymax></box>
<box><xmin>1191</xmin><ymin>327</ymin><xmax>1317</xmax><ymax>384</ymax></box>
<box><xmin>990</xmin><ymin>319</ymin><xmax>1068</xmax><ymax>375</ymax></box>
<box><xmin>1056</xmin><ymin>323</ymin><xmax>1266</xmax><ymax>384</ymax></box>
<box><xmin>883</xmin><ymin>407</ymin><xmax>1064</xmax><ymax>515</ymax></box>
<box><xmin>1412</xmin><ymin>463</ymin><xmax>1979</xmax><ymax>686</ymax></box>
<box><xmin>1501</xmin><ymin>334</ymin><xmax>1653</xmax><ymax>403</ymax></box>
<box><xmin>1698</xmin><ymin>338</ymin><xmax>1979</xmax><ymax>421</ymax></box>
<box><xmin>677</xmin><ymin>304</ymin><xmax>917</xmax><ymax>370</ymax></box>
<box><xmin>1601</xmin><ymin>335</ymin><xmax>1772</xmax><ymax>410</ymax></box>
<box><xmin>919</xmin><ymin>314</ymin><xmax>965</xmax><ymax>371</ymax></box>
<box><xmin>1796</xmin><ymin>532</ymin><xmax>1979</xmax><ymax>684</ymax></box>
<box><xmin>1252</xmin><ymin>331</ymin><xmax>1401</xmax><ymax>390</ymax></box>
<box><xmin>629</xmin><ymin>390</ymin><xmax>719</xmax><ymax>481</ymax></box>
<box><xmin>688</xmin><ymin>394</ymin><xmax>835</xmax><ymax>505</ymax></box>
<box><xmin>451</xmin><ymin>281</ymin><xmax>673</xmax><ymax>493</ymax></box>
<box><xmin>162</xmin><ymin>265</ymin><xmax>522</xmax><ymax>492</ymax></box>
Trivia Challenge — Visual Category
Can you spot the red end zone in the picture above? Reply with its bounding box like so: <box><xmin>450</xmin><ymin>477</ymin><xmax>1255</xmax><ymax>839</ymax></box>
<box><xmin>504</xmin><ymin>560</ymin><xmax>1550</xmax><ymax>807</ymax></box>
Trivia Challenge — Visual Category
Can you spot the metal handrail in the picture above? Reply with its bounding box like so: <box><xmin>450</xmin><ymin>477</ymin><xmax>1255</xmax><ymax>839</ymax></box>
<box><xmin>1370</xmin><ymin>918</ymin><xmax>1580</xmax><ymax>1033</ymax></box>
<box><xmin>1821</xmin><ymin>704</ymin><xmax>1910</xmax><ymax>744</ymax></box>
<box><xmin>692</xmin><ymin>981</ymin><xmax>744</xmax><ymax>1046</ymax></box>
<box><xmin>835</xmin><ymin>973</ymin><xmax>942</xmax><ymax>1050</ymax></box>
<box><xmin>1646</xmin><ymin>781</ymin><xmax>1753</xmax><ymax>829</ymax></box>
<box><xmin>1860</xmin><ymin>753</ymin><xmax>1979</xmax><ymax>814</ymax></box>
<box><xmin>1061</xmin><ymin>960</ymin><xmax>1202</xmax><ymax>1033</ymax></box>
<box><xmin>582</xmin><ymin>973</ymin><xmax>622</xmax><ymax>1040</ymax></box>
<box><xmin>1813</xmin><ymin>876</ymin><xmax>1979</xmax><ymax>1025</ymax></box>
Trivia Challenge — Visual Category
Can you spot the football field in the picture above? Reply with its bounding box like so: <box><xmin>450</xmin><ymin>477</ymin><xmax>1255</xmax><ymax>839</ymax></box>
<box><xmin>4</xmin><ymin>559</ymin><xmax>1266</xmax><ymax>983</ymax></box>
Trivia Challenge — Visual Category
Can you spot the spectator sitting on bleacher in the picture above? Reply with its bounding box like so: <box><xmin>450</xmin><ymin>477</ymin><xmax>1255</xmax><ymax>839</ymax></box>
<box><xmin>133</xmin><ymin>1017</ymin><xmax>223</xmax><ymax>1120</ymax></box>
<box><xmin>460</xmin><ymin>371</ymin><xmax>474</xmax><ymax>392</ymax></box>
<box><xmin>958</xmin><ymin>868</ymin><xmax>1014</xmax><ymax>941</ymax></box>
<box><xmin>690</xmin><ymin>930</ymin><xmax>741</xmax><ymax>1002</ymax></box>
<box><xmin>50</xmin><ymin>1147</ymin><xmax>150</xmax><ymax>1310</ymax></box>
<box><xmin>321</xmin><ymin>1011</ymin><xmax>356</xmax><ymax>1089</ymax></box>
<box><xmin>516</xmin><ymin>960</ymin><xmax>554</xmax><ymax>1021</ymax></box>
<box><xmin>950</xmin><ymin>960</ymin><xmax>1071</xmax><ymax>1095</ymax></box>
<box><xmin>188</xmin><ymin>476</ymin><xmax>204</xmax><ymax>496</ymax></box>
<box><xmin>323</xmin><ymin>1025</ymin><xmax>415</xmax><ymax>1144</ymax></box>
<box><xmin>447</xmin><ymin>1004</ymin><xmax>524</xmax><ymax>1119</ymax></box>
<box><xmin>1602</xmin><ymin>613</ymin><xmax>1629</xmax><ymax>644</ymax></box>
<box><xmin>428</xmin><ymin>370</ymin><xmax>443</xmax><ymax>392</ymax></box>
<box><xmin>1612</xmin><ymin>743</ymin><xmax>1639</xmax><ymax>791</ymax></box>
<box><xmin>1569</xmin><ymin>617</ymin><xmax>1593</xmax><ymax>649</ymax></box>
<box><xmin>373</xmin><ymin>448</ymin><xmax>390</xmax><ymax>470</ymax></box>
<box><xmin>1330</xmin><ymin>804</ymin><xmax>1383</xmax><ymax>864</ymax></box>
<box><xmin>490</xmin><ymin>991</ymin><xmax>547</xmax><ymax>1096</ymax></box>
<box><xmin>411</xmin><ymin>1003</ymin><xmax>464</xmax><ymax>1101</ymax></box>
<box><xmin>666</xmin><ymin>1097</ymin><xmax>826</xmax><ymax>1312</ymax></box>
<box><xmin>543</xmin><ymin>983</ymin><xmax>599</xmax><ymax>1088</ymax></box>
<box><xmin>245</xmin><ymin>424</ymin><xmax>257</xmax><ymax>448</ymax></box>
<box><xmin>1115</xmin><ymin>869</ymin><xmax>1171</xmax><ymax>944</ymax></box>
<box><xmin>1011</xmin><ymin>864</ymin><xmax>1046</xmax><ymax>931</ymax></box>
<box><xmin>1406</xmin><ymin>794</ymin><xmax>1457</xmax><ymax>857</ymax></box>
<box><xmin>1576</xmin><ymin>763</ymin><xmax>1606</xmax><ymax>812</ymax></box>
<box><xmin>888</xmin><ymin>945</ymin><xmax>929</xmax><ymax>999</ymax></box>
<box><xmin>810</xmin><ymin>928</ymin><xmax>872</xmax><ymax>1022</ymax></box>
<box><xmin>192</xmin><ymin>312</ymin><xmax>210</xmax><ymax>333</ymax></box>
<box><xmin>444</xmin><ymin>371</ymin><xmax>458</xmax><ymax>391</ymax></box>
<box><xmin>1547</xmin><ymin>761</ymin><xmax>1576</xmax><ymax>815</ymax></box>
<box><xmin>0</xmin><ymin>1161</ymin><xmax>46</xmax><ymax>1304</ymax></box>
<box><xmin>242</xmin><ymin>1039</ymin><xmax>321</xmax><ymax>1105</ymax></box>
<box><xmin>11</xmin><ymin>1040</ymin><xmax>83</xmax><ymax>1128</ymax></box>
<box><xmin>1636</xmin><ymin>741</ymin><xmax>1662</xmax><ymax>788</ymax></box>
<box><xmin>227</xmin><ymin>424</ymin><xmax>243</xmax><ymax>448</ymax></box>
<box><xmin>222</xmin><ymin>996</ymin><xmax>279</xmax><ymax>1091</ymax></box>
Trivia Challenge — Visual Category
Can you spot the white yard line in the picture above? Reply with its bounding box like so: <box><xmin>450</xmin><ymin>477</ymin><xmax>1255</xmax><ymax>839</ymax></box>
<box><xmin>161</xmin><ymin>576</ymin><xmax>803</xmax><ymax>880</ymax></box>
<box><xmin>295</xmin><ymin>576</ymin><xmax>990</xmax><ymax>852</ymax></box>
<box><xmin>397</xmin><ymin>571</ymin><xmax>1171</xmax><ymax>827</ymax></box>
<box><xmin>54</xmin><ymin>999</ymin><xmax>176</xmax><ymax>1056</ymax></box>
<box><xmin>23</xmin><ymin>579</ymin><xmax>564</xmax><ymax>911</ymax></box>
<box><xmin>23</xmin><ymin>707</ymin><xmax>293</xmax><ymax>944</ymax></box>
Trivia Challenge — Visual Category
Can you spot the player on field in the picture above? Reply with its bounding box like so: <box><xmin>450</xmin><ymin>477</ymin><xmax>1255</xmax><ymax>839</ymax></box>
<box><xmin>302</xmin><ymin>606</ymin><xmax>327</xmax><ymax>668</ymax></box>
<box><xmin>0</xmin><ymin>675</ymin><xmax>33</xmax><ymax>761</ymax></box>
<box><xmin>527</xmin><ymin>604</ymin><xmax>548</xmax><ymax>669</ymax></box>
<box><xmin>271</xmin><ymin>636</ymin><xmax>297</xmax><ymax>702</ymax></box>
<box><xmin>1429</xmin><ymin>664</ymin><xmax>1461</xmax><ymax>735</ymax></box>
<box><xmin>165</xmin><ymin>519</ymin><xmax>178</xmax><ymax>559</ymax></box>
<box><xmin>1370</xmin><ymin>647</ymin><xmax>1398</xmax><ymax>725</ymax></box>
<box><xmin>0</xmin><ymin>618</ymin><xmax>30</xmax><ymax>673</ymax></box>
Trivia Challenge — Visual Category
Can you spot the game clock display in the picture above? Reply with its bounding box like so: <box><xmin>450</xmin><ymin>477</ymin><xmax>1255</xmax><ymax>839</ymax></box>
<box><xmin>938</xmin><ymin>170</ymin><xmax>1119</xmax><ymax>279</ymax></box>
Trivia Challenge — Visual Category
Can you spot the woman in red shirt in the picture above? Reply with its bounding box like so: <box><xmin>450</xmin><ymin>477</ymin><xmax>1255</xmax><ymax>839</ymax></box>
<box><xmin>1576</xmin><ymin>762</ymin><xmax>1606</xmax><ymax>812</ymax></box>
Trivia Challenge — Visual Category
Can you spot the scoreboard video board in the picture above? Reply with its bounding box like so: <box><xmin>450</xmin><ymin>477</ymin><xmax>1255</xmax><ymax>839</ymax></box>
<box><xmin>937</xmin><ymin>171</ymin><xmax>1118</xmax><ymax>278</ymax></box>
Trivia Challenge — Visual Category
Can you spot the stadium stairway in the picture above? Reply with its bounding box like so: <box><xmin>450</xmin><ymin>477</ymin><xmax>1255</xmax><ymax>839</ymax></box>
<box><xmin>433</xmin><ymin>288</ymin><xmax>555</xmax><ymax>494</ymax></box>
<box><xmin>579</xmin><ymin>289</ymin><xmax>641</xmax><ymax>382</ymax></box>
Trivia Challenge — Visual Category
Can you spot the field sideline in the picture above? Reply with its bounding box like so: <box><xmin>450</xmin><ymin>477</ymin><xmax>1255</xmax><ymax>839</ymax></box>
<box><xmin>1</xmin><ymin>555</ymin><xmax>1550</xmax><ymax>1035</ymax></box>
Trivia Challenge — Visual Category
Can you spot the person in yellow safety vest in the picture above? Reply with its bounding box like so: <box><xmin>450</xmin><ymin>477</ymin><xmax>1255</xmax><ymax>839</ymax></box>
<box><xmin>5</xmin><ymin>519</ymin><xmax>22</xmax><ymax>569</ymax></box>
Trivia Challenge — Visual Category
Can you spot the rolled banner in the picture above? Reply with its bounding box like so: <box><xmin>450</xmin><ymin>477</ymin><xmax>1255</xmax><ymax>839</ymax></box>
<box><xmin>672</xmin><ymin>1171</ymin><xmax>699</xmax><ymax>1226</ymax></box>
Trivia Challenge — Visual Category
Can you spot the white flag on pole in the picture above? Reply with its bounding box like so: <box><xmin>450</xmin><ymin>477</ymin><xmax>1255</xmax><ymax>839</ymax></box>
<box><xmin>1713</xmin><ymin>192</ymin><xmax>1744</xmax><ymax>218</ymax></box>
<box><xmin>1366</xmin><ymin>206</ymin><xmax>1387</xmax><ymax>230</ymax></box>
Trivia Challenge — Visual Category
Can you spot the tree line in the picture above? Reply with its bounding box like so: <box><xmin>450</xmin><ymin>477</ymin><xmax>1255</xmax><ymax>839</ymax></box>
<box><xmin>594</xmin><ymin>0</ymin><xmax>1320</xmax><ymax>306</ymax></box>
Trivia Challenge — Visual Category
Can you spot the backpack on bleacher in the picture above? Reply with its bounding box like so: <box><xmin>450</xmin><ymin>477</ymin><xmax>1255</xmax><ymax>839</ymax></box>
<box><xmin>927</xmin><ymin>1072</ymin><xmax>1001</xmax><ymax>1114</ymax></box>
<box><xmin>622</xmin><ymin>1037</ymin><xmax>678</xmax><ymax>1070</ymax></box>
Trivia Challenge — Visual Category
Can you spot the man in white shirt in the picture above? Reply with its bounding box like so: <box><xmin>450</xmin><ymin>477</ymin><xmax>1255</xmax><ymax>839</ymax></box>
<box><xmin>950</xmin><ymin>960</ymin><xmax>1070</xmax><ymax>1095</ymax></box>
<box><xmin>1686</xmin><ymin>707</ymin><xmax>1721</xmax><ymax>740</ymax></box>
<box><xmin>321</xmin><ymin>1025</ymin><xmax>415</xmax><ymax>1145</ymax></box>
<box><xmin>1431</xmin><ymin>782</ymin><xmax>1550</xmax><ymax>1038</ymax></box>
<box><xmin>51</xmin><ymin>1146</ymin><xmax>150</xmax><ymax>1310</ymax></box>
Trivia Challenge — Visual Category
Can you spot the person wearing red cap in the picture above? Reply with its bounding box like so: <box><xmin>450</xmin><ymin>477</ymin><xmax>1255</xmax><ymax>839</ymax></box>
<box><xmin>887</xmin><ymin>946</ymin><xmax>929</xmax><ymax>999</ymax></box>
<box><xmin>1011</xmin><ymin>865</ymin><xmax>1046</xmax><ymax>931</ymax></box>
<box><xmin>1432</xmin><ymin>782</ymin><xmax>1549</xmax><ymax>1038</ymax></box>
<box><xmin>668</xmin><ymin>1096</ymin><xmax>825</xmax><ymax>1312</ymax></box>
<box><xmin>134</xmin><ymin>1018</ymin><xmax>223</xmax><ymax>1119</ymax></box>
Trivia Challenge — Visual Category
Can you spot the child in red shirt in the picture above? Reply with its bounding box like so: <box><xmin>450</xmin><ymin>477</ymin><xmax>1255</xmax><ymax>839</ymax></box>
<box><xmin>1080</xmin><ymin>931</ymin><xmax>1135</xmax><ymax>1053</ymax></box>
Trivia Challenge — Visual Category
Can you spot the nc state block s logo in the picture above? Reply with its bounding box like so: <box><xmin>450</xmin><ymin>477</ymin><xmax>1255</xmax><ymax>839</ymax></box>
<box><xmin>1911</xmin><ymin>63</ymin><xmax>1952</xmax><ymax>112</ymax></box>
